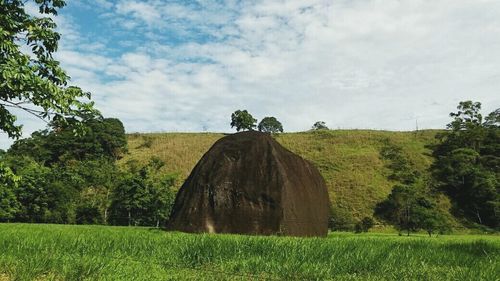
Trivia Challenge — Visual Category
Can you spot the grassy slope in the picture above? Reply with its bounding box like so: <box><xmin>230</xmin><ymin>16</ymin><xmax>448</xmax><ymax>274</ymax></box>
<box><xmin>121</xmin><ymin>130</ymin><xmax>439</xmax><ymax>220</ymax></box>
<box><xmin>0</xmin><ymin>224</ymin><xmax>498</xmax><ymax>280</ymax></box>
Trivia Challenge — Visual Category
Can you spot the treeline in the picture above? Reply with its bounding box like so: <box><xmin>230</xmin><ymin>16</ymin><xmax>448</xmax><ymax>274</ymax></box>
<box><xmin>0</xmin><ymin>117</ymin><xmax>176</xmax><ymax>227</ymax></box>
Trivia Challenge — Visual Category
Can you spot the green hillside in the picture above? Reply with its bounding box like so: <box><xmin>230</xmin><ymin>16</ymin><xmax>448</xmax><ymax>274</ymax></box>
<box><xmin>121</xmin><ymin>130</ymin><xmax>441</xmax><ymax>222</ymax></box>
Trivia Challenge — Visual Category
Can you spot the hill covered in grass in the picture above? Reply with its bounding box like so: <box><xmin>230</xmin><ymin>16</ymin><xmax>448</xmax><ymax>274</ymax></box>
<box><xmin>120</xmin><ymin>130</ymin><xmax>441</xmax><ymax>223</ymax></box>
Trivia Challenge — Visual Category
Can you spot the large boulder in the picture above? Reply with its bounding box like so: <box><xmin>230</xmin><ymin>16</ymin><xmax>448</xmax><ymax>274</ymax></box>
<box><xmin>167</xmin><ymin>131</ymin><xmax>330</xmax><ymax>237</ymax></box>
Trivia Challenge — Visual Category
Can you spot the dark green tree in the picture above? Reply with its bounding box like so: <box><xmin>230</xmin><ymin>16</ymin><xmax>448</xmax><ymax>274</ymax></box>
<box><xmin>0</xmin><ymin>162</ymin><xmax>20</xmax><ymax>221</ymax></box>
<box><xmin>0</xmin><ymin>0</ymin><xmax>98</xmax><ymax>138</ymax></box>
<box><xmin>8</xmin><ymin>118</ymin><xmax>127</xmax><ymax>165</ymax></box>
<box><xmin>230</xmin><ymin>110</ymin><xmax>256</xmax><ymax>132</ymax></box>
<box><xmin>109</xmin><ymin>158</ymin><xmax>177</xmax><ymax>227</ymax></box>
<box><xmin>312</xmin><ymin>121</ymin><xmax>328</xmax><ymax>130</ymax></box>
<box><xmin>8</xmin><ymin>157</ymin><xmax>52</xmax><ymax>222</ymax></box>
<box><xmin>431</xmin><ymin>101</ymin><xmax>499</xmax><ymax>228</ymax></box>
<box><xmin>354</xmin><ymin>217</ymin><xmax>375</xmax><ymax>233</ymax></box>
<box><xmin>375</xmin><ymin>185</ymin><xmax>448</xmax><ymax>236</ymax></box>
<box><xmin>377</xmin><ymin>140</ymin><xmax>451</xmax><ymax>235</ymax></box>
<box><xmin>258</xmin><ymin>117</ymin><xmax>283</xmax><ymax>133</ymax></box>
<box><xmin>329</xmin><ymin>204</ymin><xmax>356</xmax><ymax>231</ymax></box>
<box><xmin>380</xmin><ymin>141</ymin><xmax>419</xmax><ymax>184</ymax></box>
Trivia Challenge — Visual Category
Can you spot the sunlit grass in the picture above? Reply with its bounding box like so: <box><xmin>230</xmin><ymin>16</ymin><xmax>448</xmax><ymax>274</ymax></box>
<box><xmin>0</xmin><ymin>224</ymin><xmax>498</xmax><ymax>280</ymax></box>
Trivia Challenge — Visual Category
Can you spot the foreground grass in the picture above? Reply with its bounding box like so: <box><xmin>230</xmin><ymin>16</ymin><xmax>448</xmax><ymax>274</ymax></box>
<box><xmin>0</xmin><ymin>224</ymin><xmax>498</xmax><ymax>280</ymax></box>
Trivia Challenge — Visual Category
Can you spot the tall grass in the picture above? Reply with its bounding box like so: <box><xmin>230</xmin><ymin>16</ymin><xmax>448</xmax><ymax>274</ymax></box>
<box><xmin>120</xmin><ymin>130</ymin><xmax>439</xmax><ymax>220</ymax></box>
<box><xmin>0</xmin><ymin>224</ymin><xmax>498</xmax><ymax>280</ymax></box>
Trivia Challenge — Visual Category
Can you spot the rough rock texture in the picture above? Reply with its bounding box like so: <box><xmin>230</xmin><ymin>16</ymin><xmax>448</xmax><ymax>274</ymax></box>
<box><xmin>167</xmin><ymin>131</ymin><xmax>330</xmax><ymax>237</ymax></box>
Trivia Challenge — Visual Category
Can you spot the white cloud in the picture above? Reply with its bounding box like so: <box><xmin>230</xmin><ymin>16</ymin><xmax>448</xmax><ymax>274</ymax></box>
<box><xmin>2</xmin><ymin>0</ymin><xmax>499</xmax><ymax>149</ymax></box>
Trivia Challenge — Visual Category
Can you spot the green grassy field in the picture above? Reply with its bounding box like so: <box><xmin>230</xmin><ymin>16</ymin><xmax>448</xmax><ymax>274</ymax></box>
<box><xmin>122</xmin><ymin>130</ymin><xmax>440</xmax><ymax>221</ymax></box>
<box><xmin>0</xmin><ymin>224</ymin><xmax>498</xmax><ymax>281</ymax></box>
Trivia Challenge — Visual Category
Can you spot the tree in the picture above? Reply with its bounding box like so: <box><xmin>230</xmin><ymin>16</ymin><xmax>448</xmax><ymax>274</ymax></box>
<box><xmin>0</xmin><ymin>0</ymin><xmax>98</xmax><ymax>139</ymax></box>
<box><xmin>375</xmin><ymin>185</ymin><xmax>448</xmax><ymax>236</ymax></box>
<box><xmin>8</xmin><ymin>117</ymin><xmax>127</xmax><ymax>165</ymax></box>
<box><xmin>0</xmin><ymin>162</ymin><xmax>20</xmax><ymax>221</ymax></box>
<box><xmin>380</xmin><ymin>141</ymin><xmax>419</xmax><ymax>184</ymax></box>
<box><xmin>312</xmin><ymin>121</ymin><xmax>328</xmax><ymax>130</ymax></box>
<box><xmin>258</xmin><ymin>117</ymin><xmax>283</xmax><ymax>134</ymax></box>
<box><xmin>354</xmin><ymin>217</ymin><xmax>374</xmax><ymax>233</ymax></box>
<box><xmin>109</xmin><ymin>157</ymin><xmax>177</xmax><ymax>227</ymax></box>
<box><xmin>8</xmin><ymin>157</ymin><xmax>52</xmax><ymax>223</ymax></box>
<box><xmin>329</xmin><ymin>204</ymin><xmax>356</xmax><ymax>231</ymax></box>
<box><xmin>1</xmin><ymin>116</ymin><xmax>127</xmax><ymax>224</ymax></box>
<box><xmin>230</xmin><ymin>110</ymin><xmax>257</xmax><ymax>132</ymax></box>
<box><xmin>377</xmin><ymin>139</ymin><xmax>451</xmax><ymax>235</ymax></box>
<box><xmin>431</xmin><ymin>101</ymin><xmax>499</xmax><ymax>228</ymax></box>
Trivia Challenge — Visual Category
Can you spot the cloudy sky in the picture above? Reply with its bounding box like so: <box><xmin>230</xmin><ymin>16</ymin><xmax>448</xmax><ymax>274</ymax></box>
<box><xmin>2</xmin><ymin>0</ymin><xmax>499</xmax><ymax>148</ymax></box>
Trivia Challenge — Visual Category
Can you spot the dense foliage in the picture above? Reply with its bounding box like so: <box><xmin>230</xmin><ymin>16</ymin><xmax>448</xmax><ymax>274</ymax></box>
<box><xmin>257</xmin><ymin>116</ymin><xmax>283</xmax><ymax>133</ymax></box>
<box><xmin>230</xmin><ymin>110</ymin><xmax>257</xmax><ymax>132</ymax></box>
<box><xmin>375</xmin><ymin>140</ymin><xmax>451</xmax><ymax>236</ymax></box>
<box><xmin>312</xmin><ymin>121</ymin><xmax>328</xmax><ymax>130</ymax></box>
<box><xmin>0</xmin><ymin>117</ymin><xmax>177</xmax><ymax>226</ymax></box>
<box><xmin>430</xmin><ymin>101</ymin><xmax>499</xmax><ymax>228</ymax></box>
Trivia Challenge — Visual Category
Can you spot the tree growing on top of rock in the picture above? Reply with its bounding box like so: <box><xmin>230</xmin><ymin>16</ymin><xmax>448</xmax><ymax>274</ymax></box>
<box><xmin>230</xmin><ymin>110</ymin><xmax>257</xmax><ymax>132</ymax></box>
<box><xmin>258</xmin><ymin>117</ymin><xmax>283</xmax><ymax>134</ymax></box>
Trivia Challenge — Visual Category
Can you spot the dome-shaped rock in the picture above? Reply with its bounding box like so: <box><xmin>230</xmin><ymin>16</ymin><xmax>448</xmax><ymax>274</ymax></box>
<box><xmin>167</xmin><ymin>131</ymin><xmax>330</xmax><ymax>237</ymax></box>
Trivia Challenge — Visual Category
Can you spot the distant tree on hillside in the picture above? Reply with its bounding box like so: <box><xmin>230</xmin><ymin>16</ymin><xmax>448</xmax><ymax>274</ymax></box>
<box><xmin>377</xmin><ymin>141</ymin><xmax>451</xmax><ymax>236</ymax></box>
<box><xmin>258</xmin><ymin>117</ymin><xmax>283</xmax><ymax>134</ymax></box>
<box><xmin>230</xmin><ymin>110</ymin><xmax>257</xmax><ymax>132</ymax></box>
<box><xmin>375</xmin><ymin>185</ymin><xmax>448</xmax><ymax>236</ymax></box>
<box><xmin>312</xmin><ymin>121</ymin><xmax>328</xmax><ymax>130</ymax></box>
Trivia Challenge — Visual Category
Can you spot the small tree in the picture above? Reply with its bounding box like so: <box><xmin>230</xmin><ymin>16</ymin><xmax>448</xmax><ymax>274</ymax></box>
<box><xmin>0</xmin><ymin>162</ymin><xmax>20</xmax><ymax>221</ymax></box>
<box><xmin>361</xmin><ymin>217</ymin><xmax>375</xmax><ymax>231</ymax></box>
<box><xmin>258</xmin><ymin>117</ymin><xmax>283</xmax><ymax>134</ymax></box>
<box><xmin>375</xmin><ymin>185</ymin><xmax>449</xmax><ymax>236</ymax></box>
<box><xmin>230</xmin><ymin>110</ymin><xmax>257</xmax><ymax>132</ymax></box>
<box><xmin>312</xmin><ymin>121</ymin><xmax>328</xmax><ymax>130</ymax></box>
<box><xmin>354</xmin><ymin>217</ymin><xmax>375</xmax><ymax>233</ymax></box>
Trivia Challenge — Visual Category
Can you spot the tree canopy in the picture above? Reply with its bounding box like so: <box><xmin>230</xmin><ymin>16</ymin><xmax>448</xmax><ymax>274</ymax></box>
<box><xmin>258</xmin><ymin>117</ymin><xmax>283</xmax><ymax>134</ymax></box>
<box><xmin>312</xmin><ymin>121</ymin><xmax>328</xmax><ymax>130</ymax></box>
<box><xmin>431</xmin><ymin>101</ymin><xmax>499</xmax><ymax>228</ymax></box>
<box><xmin>0</xmin><ymin>0</ymin><xmax>98</xmax><ymax>138</ymax></box>
<box><xmin>230</xmin><ymin>110</ymin><xmax>256</xmax><ymax>132</ymax></box>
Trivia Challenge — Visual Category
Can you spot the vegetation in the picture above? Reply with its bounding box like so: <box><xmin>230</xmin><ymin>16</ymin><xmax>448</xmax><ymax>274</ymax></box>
<box><xmin>258</xmin><ymin>117</ymin><xmax>284</xmax><ymax>133</ymax></box>
<box><xmin>430</xmin><ymin>101</ymin><xmax>499</xmax><ymax>228</ymax></box>
<box><xmin>375</xmin><ymin>141</ymin><xmax>451</xmax><ymax>236</ymax></box>
<box><xmin>312</xmin><ymin>121</ymin><xmax>329</xmax><ymax>130</ymax></box>
<box><xmin>0</xmin><ymin>0</ymin><xmax>97</xmax><ymax>138</ymax></box>
<box><xmin>0</xmin><ymin>224</ymin><xmax>498</xmax><ymax>281</ymax></box>
<box><xmin>0</xmin><ymin>101</ymin><xmax>497</xmax><ymax>232</ymax></box>
<box><xmin>0</xmin><ymin>117</ymin><xmax>177</xmax><ymax>226</ymax></box>
<box><xmin>122</xmin><ymin>129</ymin><xmax>439</xmax><ymax>228</ymax></box>
<box><xmin>355</xmin><ymin>217</ymin><xmax>374</xmax><ymax>233</ymax></box>
<box><xmin>230</xmin><ymin>110</ymin><xmax>257</xmax><ymax>132</ymax></box>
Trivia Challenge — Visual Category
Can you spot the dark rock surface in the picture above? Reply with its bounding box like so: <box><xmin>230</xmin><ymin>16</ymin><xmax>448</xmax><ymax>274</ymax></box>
<box><xmin>167</xmin><ymin>131</ymin><xmax>330</xmax><ymax>237</ymax></box>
